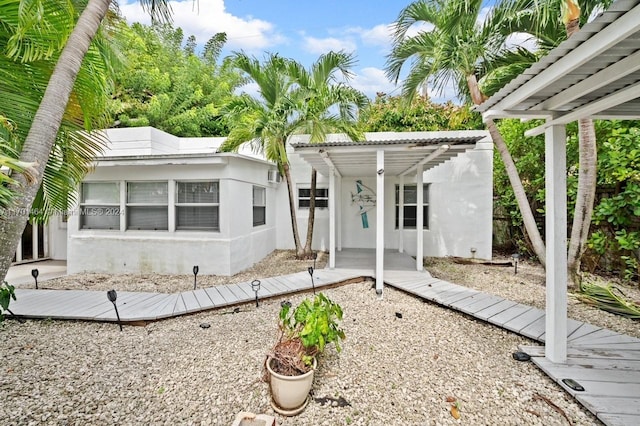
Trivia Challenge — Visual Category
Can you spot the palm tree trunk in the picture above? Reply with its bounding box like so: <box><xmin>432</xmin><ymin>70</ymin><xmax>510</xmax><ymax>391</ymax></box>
<box><xmin>486</xmin><ymin>118</ymin><xmax>547</xmax><ymax>266</ymax></box>
<box><xmin>0</xmin><ymin>0</ymin><xmax>111</xmax><ymax>283</ymax></box>
<box><xmin>567</xmin><ymin>120</ymin><xmax>597</xmax><ymax>288</ymax></box>
<box><xmin>466</xmin><ymin>74</ymin><xmax>546</xmax><ymax>266</ymax></box>
<box><xmin>282</xmin><ymin>162</ymin><xmax>303</xmax><ymax>256</ymax></box>
<box><xmin>302</xmin><ymin>168</ymin><xmax>317</xmax><ymax>258</ymax></box>
<box><xmin>564</xmin><ymin>15</ymin><xmax>598</xmax><ymax>289</ymax></box>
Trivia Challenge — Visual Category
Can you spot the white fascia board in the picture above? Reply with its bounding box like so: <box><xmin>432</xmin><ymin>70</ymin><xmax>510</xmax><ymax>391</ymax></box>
<box><xmin>482</xmin><ymin>109</ymin><xmax>552</xmax><ymax>122</ymax></box>
<box><xmin>488</xmin><ymin>4</ymin><xmax>640</xmax><ymax>112</ymax></box>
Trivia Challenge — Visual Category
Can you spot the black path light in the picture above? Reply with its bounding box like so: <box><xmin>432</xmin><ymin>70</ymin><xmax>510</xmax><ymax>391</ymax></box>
<box><xmin>251</xmin><ymin>279</ymin><xmax>261</xmax><ymax>307</ymax></box>
<box><xmin>193</xmin><ymin>265</ymin><xmax>199</xmax><ymax>290</ymax></box>
<box><xmin>107</xmin><ymin>289</ymin><xmax>123</xmax><ymax>332</ymax></box>
<box><xmin>511</xmin><ymin>253</ymin><xmax>520</xmax><ymax>275</ymax></box>
<box><xmin>308</xmin><ymin>266</ymin><xmax>316</xmax><ymax>294</ymax></box>
<box><xmin>31</xmin><ymin>268</ymin><xmax>39</xmax><ymax>289</ymax></box>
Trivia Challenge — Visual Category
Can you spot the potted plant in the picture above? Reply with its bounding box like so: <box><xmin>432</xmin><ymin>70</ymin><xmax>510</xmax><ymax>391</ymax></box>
<box><xmin>265</xmin><ymin>292</ymin><xmax>345</xmax><ymax>416</ymax></box>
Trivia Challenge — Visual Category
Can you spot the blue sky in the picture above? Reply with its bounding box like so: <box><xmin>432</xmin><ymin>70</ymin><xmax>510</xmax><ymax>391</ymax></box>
<box><xmin>120</xmin><ymin>0</ymin><xmax>432</xmax><ymax>101</ymax></box>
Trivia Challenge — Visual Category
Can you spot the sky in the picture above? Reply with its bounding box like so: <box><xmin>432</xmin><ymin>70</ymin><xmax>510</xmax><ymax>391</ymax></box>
<box><xmin>119</xmin><ymin>0</ymin><xmax>442</xmax><ymax>102</ymax></box>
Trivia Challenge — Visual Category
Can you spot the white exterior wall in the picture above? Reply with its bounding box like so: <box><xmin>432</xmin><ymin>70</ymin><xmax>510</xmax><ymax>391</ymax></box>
<box><xmin>278</xmin><ymin>140</ymin><xmax>493</xmax><ymax>259</ymax></box>
<box><xmin>67</xmin><ymin>158</ymin><xmax>278</xmax><ymax>276</ymax></box>
<box><xmin>48</xmin><ymin>215</ymin><xmax>68</xmax><ymax>260</ymax></box>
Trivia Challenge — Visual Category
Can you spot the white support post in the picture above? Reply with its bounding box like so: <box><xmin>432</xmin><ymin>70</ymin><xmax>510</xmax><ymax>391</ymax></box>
<box><xmin>337</xmin><ymin>174</ymin><xmax>342</xmax><ymax>252</ymax></box>
<box><xmin>545</xmin><ymin>124</ymin><xmax>568</xmax><ymax>363</ymax></box>
<box><xmin>43</xmin><ymin>224</ymin><xmax>49</xmax><ymax>258</ymax></box>
<box><xmin>399</xmin><ymin>175</ymin><xmax>404</xmax><ymax>253</ymax></box>
<box><xmin>120</xmin><ymin>181</ymin><xmax>127</xmax><ymax>231</ymax></box>
<box><xmin>15</xmin><ymin>238</ymin><xmax>23</xmax><ymax>262</ymax></box>
<box><xmin>376</xmin><ymin>150</ymin><xmax>384</xmax><ymax>295</ymax></box>
<box><xmin>416</xmin><ymin>166</ymin><xmax>424</xmax><ymax>271</ymax></box>
<box><xmin>168</xmin><ymin>179</ymin><xmax>176</xmax><ymax>232</ymax></box>
<box><xmin>329</xmin><ymin>167</ymin><xmax>336</xmax><ymax>269</ymax></box>
<box><xmin>32</xmin><ymin>222</ymin><xmax>39</xmax><ymax>261</ymax></box>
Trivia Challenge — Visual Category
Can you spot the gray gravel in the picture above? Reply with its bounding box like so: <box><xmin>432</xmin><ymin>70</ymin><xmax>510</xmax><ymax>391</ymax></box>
<box><xmin>3</xmin><ymin>252</ymin><xmax>633</xmax><ymax>425</ymax></box>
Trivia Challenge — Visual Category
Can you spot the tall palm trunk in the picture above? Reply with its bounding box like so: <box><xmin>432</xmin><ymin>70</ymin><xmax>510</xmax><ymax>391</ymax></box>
<box><xmin>302</xmin><ymin>168</ymin><xmax>317</xmax><ymax>258</ymax></box>
<box><xmin>282</xmin><ymin>162</ymin><xmax>303</xmax><ymax>256</ymax></box>
<box><xmin>565</xmin><ymin>12</ymin><xmax>597</xmax><ymax>288</ymax></box>
<box><xmin>0</xmin><ymin>0</ymin><xmax>111</xmax><ymax>283</ymax></box>
<box><xmin>467</xmin><ymin>74</ymin><xmax>547</xmax><ymax>266</ymax></box>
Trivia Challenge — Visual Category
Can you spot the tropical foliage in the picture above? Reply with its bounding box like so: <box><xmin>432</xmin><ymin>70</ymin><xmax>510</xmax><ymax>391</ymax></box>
<box><xmin>360</xmin><ymin>93</ymin><xmax>483</xmax><ymax>132</ymax></box>
<box><xmin>386</xmin><ymin>0</ymin><xmax>548</xmax><ymax>266</ymax></box>
<box><xmin>0</xmin><ymin>0</ymin><xmax>171</xmax><ymax>286</ymax></box>
<box><xmin>221</xmin><ymin>51</ymin><xmax>367</xmax><ymax>258</ymax></box>
<box><xmin>109</xmin><ymin>22</ymin><xmax>245</xmax><ymax>137</ymax></box>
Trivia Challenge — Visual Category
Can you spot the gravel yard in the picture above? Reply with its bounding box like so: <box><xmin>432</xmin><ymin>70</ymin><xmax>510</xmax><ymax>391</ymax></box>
<box><xmin>2</xmin><ymin>251</ymin><xmax>637</xmax><ymax>425</ymax></box>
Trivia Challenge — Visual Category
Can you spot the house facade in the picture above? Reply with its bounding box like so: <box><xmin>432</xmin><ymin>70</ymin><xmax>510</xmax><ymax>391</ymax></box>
<box><xmin>30</xmin><ymin>126</ymin><xmax>493</xmax><ymax>276</ymax></box>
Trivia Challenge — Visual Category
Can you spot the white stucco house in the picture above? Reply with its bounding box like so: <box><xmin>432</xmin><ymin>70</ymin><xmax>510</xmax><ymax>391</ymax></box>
<box><xmin>19</xmin><ymin>126</ymin><xmax>493</xmax><ymax>277</ymax></box>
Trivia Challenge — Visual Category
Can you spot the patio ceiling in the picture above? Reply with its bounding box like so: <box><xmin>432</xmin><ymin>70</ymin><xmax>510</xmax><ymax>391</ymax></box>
<box><xmin>290</xmin><ymin>131</ymin><xmax>488</xmax><ymax>177</ymax></box>
<box><xmin>476</xmin><ymin>0</ymin><xmax>640</xmax><ymax>135</ymax></box>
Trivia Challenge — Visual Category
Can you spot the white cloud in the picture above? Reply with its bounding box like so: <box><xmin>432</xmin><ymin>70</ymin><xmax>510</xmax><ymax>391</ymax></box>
<box><xmin>505</xmin><ymin>32</ymin><xmax>538</xmax><ymax>52</ymax></box>
<box><xmin>119</xmin><ymin>0</ymin><xmax>285</xmax><ymax>52</ymax></box>
<box><xmin>405</xmin><ymin>21</ymin><xmax>434</xmax><ymax>38</ymax></box>
<box><xmin>303</xmin><ymin>36</ymin><xmax>357</xmax><ymax>55</ymax></box>
<box><xmin>350</xmin><ymin>67</ymin><xmax>397</xmax><ymax>99</ymax></box>
<box><xmin>359</xmin><ymin>24</ymin><xmax>393</xmax><ymax>47</ymax></box>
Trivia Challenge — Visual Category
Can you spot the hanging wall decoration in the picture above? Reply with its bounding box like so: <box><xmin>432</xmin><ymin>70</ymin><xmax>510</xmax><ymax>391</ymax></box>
<box><xmin>351</xmin><ymin>180</ymin><xmax>376</xmax><ymax>229</ymax></box>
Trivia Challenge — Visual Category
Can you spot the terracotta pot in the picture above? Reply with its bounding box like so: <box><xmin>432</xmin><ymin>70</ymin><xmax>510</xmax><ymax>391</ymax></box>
<box><xmin>266</xmin><ymin>356</ymin><xmax>316</xmax><ymax>416</ymax></box>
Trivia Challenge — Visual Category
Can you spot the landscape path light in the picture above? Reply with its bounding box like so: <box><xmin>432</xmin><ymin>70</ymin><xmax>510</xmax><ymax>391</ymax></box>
<box><xmin>511</xmin><ymin>253</ymin><xmax>520</xmax><ymax>275</ymax></box>
<box><xmin>31</xmin><ymin>268</ymin><xmax>39</xmax><ymax>289</ymax></box>
<box><xmin>308</xmin><ymin>266</ymin><xmax>316</xmax><ymax>295</ymax></box>
<box><xmin>251</xmin><ymin>279</ymin><xmax>261</xmax><ymax>307</ymax></box>
<box><xmin>107</xmin><ymin>289</ymin><xmax>123</xmax><ymax>331</ymax></box>
<box><xmin>193</xmin><ymin>265</ymin><xmax>199</xmax><ymax>290</ymax></box>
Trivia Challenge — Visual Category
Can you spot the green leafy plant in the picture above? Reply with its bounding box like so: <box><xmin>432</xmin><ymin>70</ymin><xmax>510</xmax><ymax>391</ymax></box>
<box><xmin>270</xmin><ymin>293</ymin><xmax>345</xmax><ymax>376</ymax></box>
<box><xmin>0</xmin><ymin>281</ymin><xmax>17</xmax><ymax>322</ymax></box>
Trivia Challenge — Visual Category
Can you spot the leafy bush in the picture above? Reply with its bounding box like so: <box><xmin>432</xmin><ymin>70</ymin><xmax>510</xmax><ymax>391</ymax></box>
<box><xmin>271</xmin><ymin>293</ymin><xmax>345</xmax><ymax>376</ymax></box>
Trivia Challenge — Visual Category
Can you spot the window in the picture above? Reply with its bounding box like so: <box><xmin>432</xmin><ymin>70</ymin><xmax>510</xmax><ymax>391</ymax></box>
<box><xmin>127</xmin><ymin>182</ymin><xmax>168</xmax><ymax>230</ymax></box>
<box><xmin>175</xmin><ymin>181</ymin><xmax>219</xmax><ymax>231</ymax></box>
<box><xmin>298</xmin><ymin>188</ymin><xmax>329</xmax><ymax>208</ymax></box>
<box><xmin>395</xmin><ymin>184</ymin><xmax>429</xmax><ymax>229</ymax></box>
<box><xmin>79</xmin><ymin>182</ymin><xmax>120</xmax><ymax>230</ymax></box>
<box><xmin>253</xmin><ymin>186</ymin><xmax>266</xmax><ymax>226</ymax></box>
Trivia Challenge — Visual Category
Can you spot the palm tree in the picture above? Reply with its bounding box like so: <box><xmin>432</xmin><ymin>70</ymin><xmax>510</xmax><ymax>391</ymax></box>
<box><xmin>0</xmin><ymin>0</ymin><xmax>171</xmax><ymax>284</ymax></box>
<box><xmin>489</xmin><ymin>0</ymin><xmax>612</xmax><ymax>286</ymax></box>
<box><xmin>386</xmin><ymin>0</ymin><xmax>547</xmax><ymax>265</ymax></box>
<box><xmin>221</xmin><ymin>51</ymin><xmax>367</xmax><ymax>258</ymax></box>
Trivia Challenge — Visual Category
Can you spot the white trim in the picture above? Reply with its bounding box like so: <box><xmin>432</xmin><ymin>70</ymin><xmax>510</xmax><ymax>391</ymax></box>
<box><xmin>398</xmin><ymin>175</ymin><xmax>404</xmax><ymax>253</ymax></box>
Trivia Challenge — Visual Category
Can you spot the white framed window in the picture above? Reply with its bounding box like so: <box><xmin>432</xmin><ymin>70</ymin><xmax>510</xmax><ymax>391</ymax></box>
<box><xmin>298</xmin><ymin>187</ymin><xmax>329</xmax><ymax>209</ymax></box>
<box><xmin>253</xmin><ymin>186</ymin><xmax>266</xmax><ymax>226</ymax></box>
<box><xmin>175</xmin><ymin>181</ymin><xmax>219</xmax><ymax>231</ymax></box>
<box><xmin>79</xmin><ymin>182</ymin><xmax>121</xmax><ymax>230</ymax></box>
<box><xmin>127</xmin><ymin>181</ymin><xmax>168</xmax><ymax>230</ymax></box>
<box><xmin>395</xmin><ymin>184</ymin><xmax>429</xmax><ymax>229</ymax></box>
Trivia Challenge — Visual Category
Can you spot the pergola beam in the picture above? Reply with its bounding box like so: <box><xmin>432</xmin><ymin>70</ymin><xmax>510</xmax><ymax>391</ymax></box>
<box><xmin>319</xmin><ymin>150</ymin><xmax>342</xmax><ymax>178</ymax></box>
<box><xmin>399</xmin><ymin>145</ymin><xmax>450</xmax><ymax>176</ymax></box>
<box><xmin>525</xmin><ymin>81</ymin><xmax>640</xmax><ymax>136</ymax></box>
<box><xmin>485</xmin><ymin>3</ymin><xmax>640</xmax><ymax>112</ymax></box>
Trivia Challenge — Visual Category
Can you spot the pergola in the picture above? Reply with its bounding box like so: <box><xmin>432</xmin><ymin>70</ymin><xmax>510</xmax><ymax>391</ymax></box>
<box><xmin>476</xmin><ymin>0</ymin><xmax>640</xmax><ymax>363</ymax></box>
<box><xmin>291</xmin><ymin>131</ymin><xmax>488</xmax><ymax>293</ymax></box>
